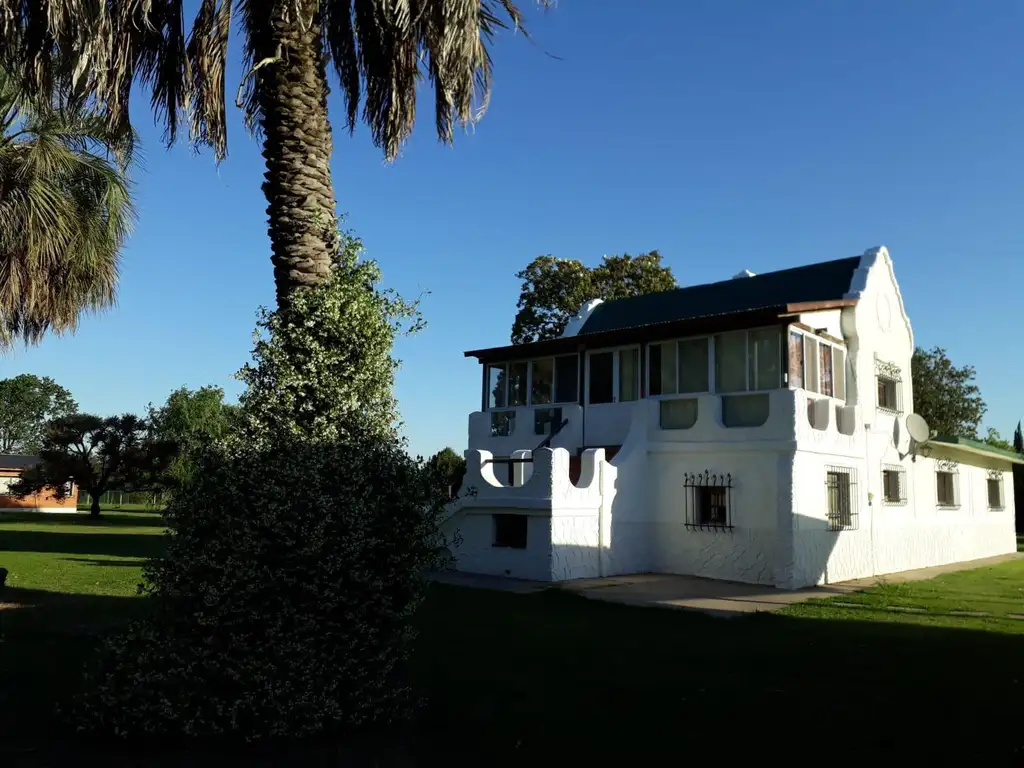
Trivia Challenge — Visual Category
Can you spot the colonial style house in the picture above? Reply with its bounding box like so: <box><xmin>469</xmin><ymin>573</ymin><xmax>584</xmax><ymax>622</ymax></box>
<box><xmin>445</xmin><ymin>246</ymin><xmax>1021</xmax><ymax>589</ymax></box>
<box><xmin>0</xmin><ymin>454</ymin><xmax>78</xmax><ymax>513</ymax></box>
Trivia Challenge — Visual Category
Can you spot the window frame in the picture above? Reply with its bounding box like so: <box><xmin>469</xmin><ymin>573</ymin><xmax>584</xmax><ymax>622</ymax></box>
<box><xmin>645</xmin><ymin>335</ymin><xmax>713</xmax><ymax>399</ymax></box>
<box><xmin>875</xmin><ymin>359</ymin><xmax>904</xmax><ymax>414</ymax></box>
<box><xmin>825</xmin><ymin>465</ymin><xmax>858</xmax><ymax>531</ymax></box>
<box><xmin>713</xmin><ymin>326</ymin><xmax>786</xmax><ymax>395</ymax></box>
<box><xmin>788</xmin><ymin>328</ymin><xmax>847</xmax><ymax>402</ymax></box>
<box><xmin>683</xmin><ymin>471</ymin><xmax>733</xmax><ymax>531</ymax></box>
<box><xmin>485</xmin><ymin>354</ymin><xmax>581</xmax><ymax>411</ymax></box>
<box><xmin>881</xmin><ymin>464</ymin><xmax>908</xmax><ymax>506</ymax></box>
<box><xmin>986</xmin><ymin>472</ymin><xmax>1004</xmax><ymax>511</ymax></box>
<box><xmin>586</xmin><ymin>345</ymin><xmax>642</xmax><ymax>405</ymax></box>
<box><xmin>935</xmin><ymin>465</ymin><xmax>959</xmax><ymax>509</ymax></box>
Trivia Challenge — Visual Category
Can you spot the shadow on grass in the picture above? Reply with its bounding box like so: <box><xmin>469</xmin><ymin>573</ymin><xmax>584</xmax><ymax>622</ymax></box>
<box><xmin>5</xmin><ymin>584</ymin><xmax>1024</xmax><ymax>764</ymax></box>
<box><xmin>0</xmin><ymin>530</ymin><xmax>166</xmax><ymax>558</ymax></box>
<box><xmin>2</xmin><ymin>511</ymin><xmax>166</xmax><ymax>528</ymax></box>
<box><xmin>61</xmin><ymin>557</ymin><xmax>151</xmax><ymax>568</ymax></box>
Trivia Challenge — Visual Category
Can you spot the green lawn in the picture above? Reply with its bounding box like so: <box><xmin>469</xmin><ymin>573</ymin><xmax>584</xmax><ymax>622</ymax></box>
<box><xmin>2</xmin><ymin>513</ymin><xmax>1024</xmax><ymax>763</ymax></box>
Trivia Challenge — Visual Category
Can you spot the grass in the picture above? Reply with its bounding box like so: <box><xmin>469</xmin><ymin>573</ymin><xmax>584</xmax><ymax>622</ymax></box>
<box><xmin>2</xmin><ymin>512</ymin><xmax>1024</xmax><ymax>763</ymax></box>
<box><xmin>76</xmin><ymin>503</ymin><xmax>164</xmax><ymax>513</ymax></box>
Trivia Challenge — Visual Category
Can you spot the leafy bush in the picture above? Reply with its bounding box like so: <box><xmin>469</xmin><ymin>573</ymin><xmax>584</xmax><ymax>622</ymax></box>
<box><xmin>75</xmin><ymin>229</ymin><xmax>447</xmax><ymax>742</ymax></box>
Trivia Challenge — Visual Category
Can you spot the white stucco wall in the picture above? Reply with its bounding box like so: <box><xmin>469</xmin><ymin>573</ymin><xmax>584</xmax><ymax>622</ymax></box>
<box><xmin>468</xmin><ymin>403</ymin><xmax>583</xmax><ymax>457</ymax></box>
<box><xmin>452</xmin><ymin>246</ymin><xmax>1018</xmax><ymax>589</ymax></box>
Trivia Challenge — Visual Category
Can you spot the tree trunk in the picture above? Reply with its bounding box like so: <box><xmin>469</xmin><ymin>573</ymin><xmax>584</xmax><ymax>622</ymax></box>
<box><xmin>90</xmin><ymin>491</ymin><xmax>102</xmax><ymax>518</ymax></box>
<box><xmin>255</xmin><ymin>0</ymin><xmax>338</xmax><ymax>307</ymax></box>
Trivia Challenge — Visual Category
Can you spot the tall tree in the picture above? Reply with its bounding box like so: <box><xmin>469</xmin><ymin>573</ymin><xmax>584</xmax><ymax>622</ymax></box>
<box><xmin>1014</xmin><ymin>420</ymin><xmax>1023</xmax><ymax>454</ymax></box>
<box><xmin>0</xmin><ymin>1</ymin><xmax>546</xmax><ymax>306</ymax></box>
<box><xmin>427</xmin><ymin>446</ymin><xmax>466</xmax><ymax>498</ymax></box>
<box><xmin>982</xmin><ymin>427</ymin><xmax>1013</xmax><ymax>452</ymax></box>
<box><xmin>511</xmin><ymin>251</ymin><xmax>677</xmax><ymax>344</ymax></box>
<box><xmin>910</xmin><ymin>346</ymin><xmax>986</xmax><ymax>439</ymax></box>
<box><xmin>148</xmin><ymin>385</ymin><xmax>239</xmax><ymax>490</ymax></box>
<box><xmin>0</xmin><ymin>374</ymin><xmax>76</xmax><ymax>454</ymax></box>
<box><xmin>12</xmin><ymin>413</ymin><xmax>174</xmax><ymax>517</ymax></box>
<box><xmin>0</xmin><ymin>66</ymin><xmax>135</xmax><ymax>347</ymax></box>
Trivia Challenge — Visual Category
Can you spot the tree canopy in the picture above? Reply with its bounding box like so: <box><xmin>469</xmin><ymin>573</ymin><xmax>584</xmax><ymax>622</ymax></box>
<box><xmin>148</xmin><ymin>386</ymin><xmax>239</xmax><ymax>490</ymax></box>
<box><xmin>0</xmin><ymin>66</ymin><xmax>135</xmax><ymax>347</ymax></box>
<box><xmin>427</xmin><ymin>446</ymin><xmax>467</xmax><ymax>498</ymax></box>
<box><xmin>511</xmin><ymin>251</ymin><xmax>677</xmax><ymax>344</ymax></box>
<box><xmin>910</xmin><ymin>346</ymin><xmax>986</xmax><ymax>439</ymax></box>
<box><xmin>0</xmin><ymin>373</ymin><xmax>76</xmax><ymax>454</ymax></box>
<box><xmin>12</xmin><ymin>413</ymin><xmax>174</xmax><ymax>516</ymax></box>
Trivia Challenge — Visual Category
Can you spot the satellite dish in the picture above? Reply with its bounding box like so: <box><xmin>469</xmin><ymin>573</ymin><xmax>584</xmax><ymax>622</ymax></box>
<box><xmin>906</xmin><ymin>413</ymin><xmax>930</xmax><ymax>444</ymax></box>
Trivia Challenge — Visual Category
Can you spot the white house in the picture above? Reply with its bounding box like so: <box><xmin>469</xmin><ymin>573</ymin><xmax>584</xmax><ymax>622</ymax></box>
<box><xmin>445</xmin><ymin>246</ymin><xmax>1021</xmax><ymax>589</ymax></box>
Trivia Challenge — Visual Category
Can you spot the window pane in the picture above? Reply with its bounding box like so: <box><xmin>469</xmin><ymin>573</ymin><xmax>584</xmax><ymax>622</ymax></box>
<box><xmin>648</xmin><ymin>343</ymin><xmax>676</xmax><ymax>396</ymax></box>
<box><xmin>531</xmin><ymin>358</ymin><xmax>553</xmax><ymax>405</ymax></box>
<box><xmin>508</xmin><ymin>362</ymin><xmax>529</xmax><ymax>406</ymax></box>
<box><xmin>714</xmin><ymin>332</ymin><xmax>748</xmax><ymax>393</ymax></box>
<box><xmin>819</xmin><ymin>344</ymin><xmax>833</xmax><ymax>397</ymax></box>
<box><xmin>833</xmin><ymin>348</ymin><xmax>846</xmax><ymax>401</ymax></box>
<box><xmin>554</xmin><ymin>355</ymin><xmax>579</xmax><ymax>403</ymax></box>
<box><xmin>588</xmin><ymin>352</ymin><xmax>614</xmax><ymax>404</ymax></box>
<box><xmin>619</xmin><ymin>348</ymin><xmax>640</xmax><ymax>402</ymax></box>
<box><xmin>751</xmin><ymin>328</ymin><xmax>781</xmax><ymax>390</ymax></box>
<box><xmin>788</xmin><ymin>331</ymin><xmax>804</xmax><ymax>389</ymax></box>
<box><xmin>804</xmin><ymin>337</ymin><xmax>820</xmax><ymax>393</ymax></box>
<box><xmin>678</xmin><ymin>338</ymin><xmax>709</xmax><ymax>393</ymax></box>
<box><xmin>487</xmin><ymin>364</ymin><xmax>507</xmax><ymax>408</ymax></box>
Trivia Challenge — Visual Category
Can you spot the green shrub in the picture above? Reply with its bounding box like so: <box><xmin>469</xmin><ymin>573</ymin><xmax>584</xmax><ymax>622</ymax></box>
<box><xmin>76</xmin><ymin>426</ymin><xmax>447</xmax><ymax>740</ymax></box>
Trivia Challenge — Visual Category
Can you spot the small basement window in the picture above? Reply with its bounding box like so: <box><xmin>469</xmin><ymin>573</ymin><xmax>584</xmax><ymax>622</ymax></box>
<box><xmin>987</xmin><ymin>476</ymin><xmax>1004</xmax><ymax>510</ymax></box>
<box><xmin>493</xmin><ymin>514</ymin><xmax>527</xmax><ymax>548</ymax></box>
<box><xmin>684</xmin><ymin>472</ymin><xmax>733</xmax><ymax>530</ymax></box>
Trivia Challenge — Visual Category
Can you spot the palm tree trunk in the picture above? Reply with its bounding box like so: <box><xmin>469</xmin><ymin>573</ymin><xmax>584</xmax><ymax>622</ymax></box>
<box><xmin>256</xmin><ymin>1</ymin><xmax>338</xmax><ymax>307</ymax></box>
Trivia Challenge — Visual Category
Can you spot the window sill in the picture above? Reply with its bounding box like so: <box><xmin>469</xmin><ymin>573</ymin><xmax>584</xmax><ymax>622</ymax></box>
<box><xmin>491</xmin><ymin>544</ymin><xmax>527</xmax><ymax>550</ymax></box>
<box><xmin>936</xmin><ymin>504</ymin><xmax>960</xmax><ymax>510</ymax></box>
<box><xmin>684</xmin><ymin>523</ymin><xmax>734</xmax><ymax>532</ymax></box>
<box><xmin>988</xmin><ymin>506</ymin><xmax>1005</xmax><ymax>512</ymax></box>
<box><xmin>883</xmin><ymin>499</ymin><xmax>908</xmax><ymax>506</ymax></box>
<box><xmin>876</xmin><ymin>406</ymin><xmax>904</xmax><ymax>415</ymax></box>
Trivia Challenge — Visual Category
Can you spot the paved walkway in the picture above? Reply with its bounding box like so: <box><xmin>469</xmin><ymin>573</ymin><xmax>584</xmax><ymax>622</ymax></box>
<box><xmin>429</xmin><ymin>552</ymin><xmax>1022</xmax><ymax>618</ymax></box>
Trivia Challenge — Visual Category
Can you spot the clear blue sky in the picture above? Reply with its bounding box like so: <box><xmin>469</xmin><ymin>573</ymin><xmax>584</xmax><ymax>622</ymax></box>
<box><xmin>5</xmin><ymin>0</ymin><xmax>1024</xmax><ymax>457</ymax></box>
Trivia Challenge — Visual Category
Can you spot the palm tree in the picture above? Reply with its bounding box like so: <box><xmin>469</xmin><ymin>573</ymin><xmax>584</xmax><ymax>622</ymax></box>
<box><xmin>0</xmin><ymin>67</ymin><xmax>135</xmax><ymax>347</ymax></box>
<box><xmin>0</xmin><ymin>1</ymin><xmax>545</xmax><ymax>307</ymax></box>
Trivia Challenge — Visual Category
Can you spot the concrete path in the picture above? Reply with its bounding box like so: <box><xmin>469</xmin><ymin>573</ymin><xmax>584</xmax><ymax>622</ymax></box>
<box><xmin>430</xmin><ymin>552</ymin><xmax>1022</xmax><ymax>618</ymax></box>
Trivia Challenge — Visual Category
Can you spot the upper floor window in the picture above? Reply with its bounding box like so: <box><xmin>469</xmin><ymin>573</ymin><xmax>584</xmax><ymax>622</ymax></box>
<box><xmin>648</xmin><ymin>337</ymin><xmax>710</xmax><ymax>396</ymax></box>
<box><xmin>715</xmin><ymin>328</ymin><xmax>782</xmax><ymax>393</ymax></box>
<box><xmin>789</xmin><ymin>329</ymin><xmax>845</xmax><ymax>401</ymax></box>
<box><xmin>486</xmin><ymin>355</ymin><xmax>579</xmax><ymax>409</ymax></box>
<box><xmin>875</xmin><ymin>359</ymin><xmax>903</xmax><ymax>413</ymax></box>
<box><xmin>588</xmin><ymin>347</ymin><xmax>639</xmax><ymax>405</ymax></box>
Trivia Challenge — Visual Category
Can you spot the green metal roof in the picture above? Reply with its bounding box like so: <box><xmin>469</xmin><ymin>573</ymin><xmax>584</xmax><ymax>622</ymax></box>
<box><xmin>928</xmin><ymin>435</ymin><xmax>1024</xmax><ymax>464</ymax></box>
<box><xmin>577</xmin><ymin>256</ymin><xmax>863</xmax><ymax>336</ymax></box>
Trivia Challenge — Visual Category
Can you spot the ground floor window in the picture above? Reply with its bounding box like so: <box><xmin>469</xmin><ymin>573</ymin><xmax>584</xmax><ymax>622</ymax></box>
<box><xmin>987</xmin><ymin>473</ymin><xmax>1004</xmax><ymax>510</ymax></box>
<box><xmin>826</xmin><ymin>466</ymin><xmax>857</xmax><ymax>530</ymax></box>
<box><xmin>935</xmin><ymin>466</ymin><xmax>959</xmax><ymax>508</ymax></box>
<box><xmin>683</xmin><ymin>471</ymin><xmax>733</xmax><ymax>530</ymax></box>
<box><xmin>493</xmin><ymin>514</ymin><xmax>527</xmax><ymax>549</ymax></box>
<box><xmin>882</xmin><ymin>465</ymin><xmax>907</xmax><ymax>505</ymax></box>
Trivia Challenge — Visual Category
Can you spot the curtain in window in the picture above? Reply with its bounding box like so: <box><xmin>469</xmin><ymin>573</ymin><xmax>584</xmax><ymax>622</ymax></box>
<box><xmin>833</xmin><ymin>347</ymin><xmax>846</xmax><ymax>401</ymax></box>
<box><xmin>714</xmin><ymin>332</ymin><xmax>748</xmax><ymax>393</ymax></box>
<box><xmin>819</xmin><ymin>345</ymin><xmax>833</xmax><ymax>397</ymax></box>
<box><xmin>619</xmin><ymin>348</ymin><xmax>640</xmax><ymax>402</ymax></box>
<box><xmin>678</xmin><ymin>338</ymin><xmax>709</xmax><ymax>393</ymax></box>
<box><xmin>804</xmin><ymin>337</ymin><xmax>820</xmax><ymax>393</ymax></box>
<box><xmin>788</xmin><ymin>331</ymin><xmax>804</xmax><ymax>389</ymax></box>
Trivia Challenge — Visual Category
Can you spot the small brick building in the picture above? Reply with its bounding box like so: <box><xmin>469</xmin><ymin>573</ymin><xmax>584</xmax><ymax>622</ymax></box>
<box><xmin>0</xmin><ymin>454</ymin><xmax>78</xmax><ymax>513</ymax></box>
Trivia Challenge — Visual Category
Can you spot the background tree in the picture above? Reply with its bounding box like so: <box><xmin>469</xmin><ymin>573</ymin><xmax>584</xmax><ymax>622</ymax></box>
<box><xmin>1014</xmin><ymin>421</ymin><xmax>1023</xmax><ymax>454</ymax></box>
<box><xmin>0</xmin><ymin>1</ymin><xmax>546</xmax><ymax>306</ymax></box>
<box><xmin>12</xmin><ymin>413</ymin><xmax>174</xmax><ymax>517</ymax></box>
<box><xmin>148</xmin><ymin>386</ymin><xmax>239</xmax><ymax>491</ymax></box>
<box><xmin>0</xmin><ymin>66</ymin><xmax>135</xmax><ymax>347</ymax></box>
<box><xmin>427</xmin><ymin>446</ymin><xmax>467</xmax><ymax>499</ymax></box>
<box><xmin>982</xmin><ymin>427</ymin><xmax>1013</xmax><ymax>452</ymax></box>
<box><xmin>0</xmin><ymin>374</ymin><xmax>76</xmax><ymax>454</ymax></box>
<box><xmin>910</xmin><ymin>346</ymin><xmax>986</xmax><ymax>439</ymax></box>
<box><xmin>511</xmin><ymin>251</ymin><xmax>677</xmax><ymax>344</ymax></box>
